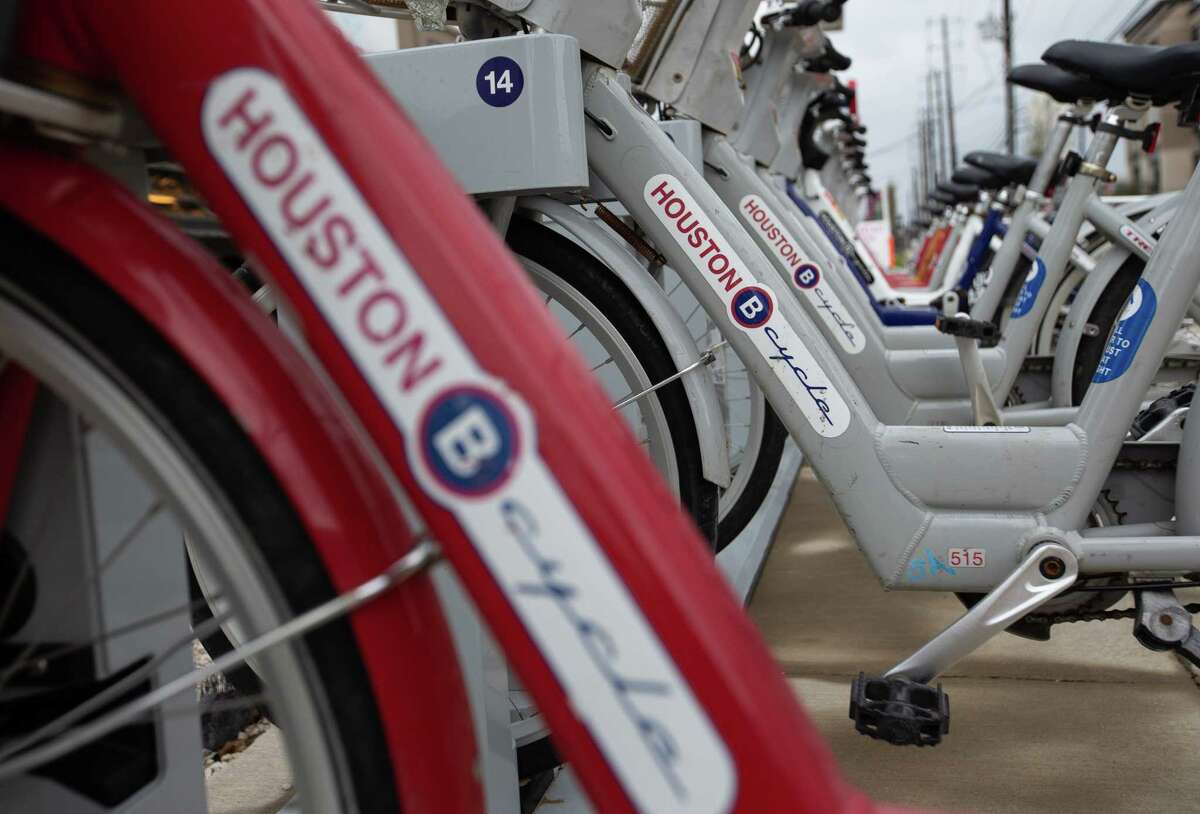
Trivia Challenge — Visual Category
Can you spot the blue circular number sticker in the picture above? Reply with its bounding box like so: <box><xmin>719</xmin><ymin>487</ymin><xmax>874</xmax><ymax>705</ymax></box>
<box><xmin>476</xmin><ymin>56</ymin><xmax>524</xmax><ymax>108</ymax></box>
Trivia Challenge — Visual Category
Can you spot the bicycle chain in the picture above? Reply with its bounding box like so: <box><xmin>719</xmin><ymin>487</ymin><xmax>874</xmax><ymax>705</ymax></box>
<box><xmin>1026</xmin><ymin>602</ymin><xmax>1200</xmax><ymax>628</ymax></box>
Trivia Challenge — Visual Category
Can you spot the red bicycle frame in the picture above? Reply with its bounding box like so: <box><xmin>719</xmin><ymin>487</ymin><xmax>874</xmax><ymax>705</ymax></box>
<box><xmin>9</xmin><ymin>2</ymin><xmax>904</xmax><ymax>812</ymax></box>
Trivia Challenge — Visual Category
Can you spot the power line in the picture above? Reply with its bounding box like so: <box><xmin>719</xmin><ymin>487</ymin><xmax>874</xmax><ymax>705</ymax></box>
<box><xmin>866</xmin><ymin>75</ymin><xmax>1003</xmax><ymax>159</ymax></box>
<box><xmin>941</xmin><ymin>15</ymin><xmax>959</xmax><ymax>168</ymax></box>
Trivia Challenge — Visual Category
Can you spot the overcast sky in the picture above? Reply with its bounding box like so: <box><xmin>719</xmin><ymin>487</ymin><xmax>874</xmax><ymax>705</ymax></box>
<box><xmin>824</xmin><ymin>0</ymin><xmax>1142</xmax><ymax>215</ymax></box>
<box><xmin>329</xmin><ymin>1</ymin><xmax>1146</xmax><ymax>219</ymax></box>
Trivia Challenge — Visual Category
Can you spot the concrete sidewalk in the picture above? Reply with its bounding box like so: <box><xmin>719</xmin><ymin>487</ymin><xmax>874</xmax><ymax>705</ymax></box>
<box><xmin>750</xmin><ymin>467</ymin><xmax>1200</xmax><ymax>813</ymax></box>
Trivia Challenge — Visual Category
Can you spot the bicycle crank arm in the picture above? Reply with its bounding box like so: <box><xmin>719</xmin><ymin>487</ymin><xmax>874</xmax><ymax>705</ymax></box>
<box><xmin>849</xmin><ymin>542</ymin><xmax>1078</xmax><ymax>747</ymax></box>
<box><xmin>886</xmin><ymin>542</ymin><xmax>1078</xmax><ymax>683</ymax></box>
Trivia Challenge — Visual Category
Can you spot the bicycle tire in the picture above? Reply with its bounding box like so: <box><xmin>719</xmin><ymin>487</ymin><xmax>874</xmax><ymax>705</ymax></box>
<box><xmin>506</xmin><ymin>218</ymin><xmax>719</xmax><ymax>547</ymax></box>
<box><xmin>993</xmin><ymin>254</ymin><xmax>1032</xmax><ymax>331</ymax></box>
<box><xmin>717</xmin><ymin>395</ymin><xmax>787</xmax><ymax>544</ymax></box>
<box><xmin>1071</xmin><ymin>254</ymin><xmax>1143</xmax><ymax>405</ymax></box>
<box><xmin>0</xmin><ymin>213</ymin><xmax>401</xmax><ymax>813</ymax></box>
<box><xmin>657</xmin><ymin>262</ymin><xmax>785</xmax><ymax>551</ymax></box>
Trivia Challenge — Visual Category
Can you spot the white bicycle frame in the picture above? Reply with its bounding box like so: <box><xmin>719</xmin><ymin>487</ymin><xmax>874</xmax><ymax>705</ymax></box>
<box><xmin>570</xmin><ymin>1</ymin><xmax>1200</xmax><ymax>570</ymax></box>
<box><xmin>455</xmin><ymin>0</ymin><xmax>1200</xmax><ymax>681</ymax></box>
<box><xmin>730</xmin><ymin>20</ymin><xmax>1189</xmax><ymax>428</ymax></box>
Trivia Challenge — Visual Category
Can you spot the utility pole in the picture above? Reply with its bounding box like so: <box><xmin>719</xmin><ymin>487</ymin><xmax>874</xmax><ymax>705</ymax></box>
<box><xmin>933</xmin><ymin>70</ymin><xmax>948</xmax><ymax>178</ymax></box>
<box><xmin>941</xmin><ymin>15</ymin><xmax>958</xmax><ymax>168</ymax></box>
<box><xmin>1002</xmin><ymin>0</ymin><xmax>1014</xmax><ymax>153</ymax></box>
<box><xmin>921</xmin><ymin>114</ymin><xmax>931</xmax><ymax>202</ymax></box>
<box><xmin>927</xmin><ymin>108</ymin><xmax>939</xmax><ymax>187</ymax></box>
<box><xmin>910</xmin><ymin>167</ymin><xmax>920</xmax><ymax>224</ymax></box>
<box><xmin>925</xmin><ymin>71</ymin><xmax>940</xmax><ymax>184</ymax></box>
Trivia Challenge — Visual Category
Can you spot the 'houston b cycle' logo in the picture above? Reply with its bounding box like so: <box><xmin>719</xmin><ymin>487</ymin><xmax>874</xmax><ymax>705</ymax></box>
<box><xmin>731</xmin><ymin>286</ymin><xmax>774</xmax><ymax>329</ymax></box>
<box><xmin>419</xmin><ymin>386</ymin><xmax>520</xmax><ymax>496</ymax></box>
<box><xmin>794</xmin><ymin>263</ymin><xmax>821</xmax><ymax>290</ymax></box>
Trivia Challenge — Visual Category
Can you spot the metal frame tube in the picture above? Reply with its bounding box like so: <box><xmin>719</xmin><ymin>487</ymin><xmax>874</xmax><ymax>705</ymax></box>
<box><xmin>584</xmin><ymin>60</ymin><xmax>1095</xmax><ymax>592</ymax></box>
<box><xmin>992</xmin><ymin>117</ymin><xmax>1127</xmax><ymax>401</ymax></box>
<box><xmin>972</xmin><ymin>109</ymin><xmax>1083</xmax><ymax>321</ymax></box>
<box><xmin>1052</xmin><ymin>141</ymin><xmax>1200</xmax><ymax>530</ymax></box>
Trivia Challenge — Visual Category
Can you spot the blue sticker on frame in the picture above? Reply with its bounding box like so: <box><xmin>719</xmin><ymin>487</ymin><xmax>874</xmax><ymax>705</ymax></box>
<box><xmin>1093</xmin><ymin>279</ymin><xmax>1157</xmax><ymax>383</ymax></box>
<box><xmin>476</xmin><ymin>56</ymin><xmax>524</xmax><ymax>107</ymax></box>
<box><xmin>1010</xmin><ymin>256</ymin><xmax>1046</xmax><ymax>318</ymax></box>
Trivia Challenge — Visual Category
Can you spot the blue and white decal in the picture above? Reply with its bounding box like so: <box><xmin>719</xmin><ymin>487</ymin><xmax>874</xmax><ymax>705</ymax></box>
<box><xmin>737</xmin><ymin>194</ymin><xmax>864</xmax><ymax>354</ymax></box>
<box><xmin>731</xmin><ymin>286</ymin><xmax>773</xmax><ymax>328</ymax></box>
<box><xmin>420</xmin><ymin>387</ymin><xmax>519</xmax><ymax>496</ymax></box>
<box><xmin>646</xmin><ymin>175</ymin><xmax>851</xmax><ymax>437</ymax></box>
<box><xmin>476</xmin><ymin>56</ymin><xmax>524</xmax><ymax>107</ymax></box>
<box><xmin>204</xmin><ymin>70</ymin><xmax>734</xmax><ymax>814</ymax></box>
<box><xmin>1010</xmin><ymin>256</ymin><xmax>1046</xmax><ymax>318</ymax></box>
<box><xmin>1093</xmin><ymin>279</ymin><xmax>1157</xmax><ymax>383</ymax></box>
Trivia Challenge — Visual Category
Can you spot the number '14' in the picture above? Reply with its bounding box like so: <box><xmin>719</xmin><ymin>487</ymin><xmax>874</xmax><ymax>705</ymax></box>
<box><xmin>485</xmin><ymin>69</ymin><xmax>514</xmax><ymax>95</ymax></box>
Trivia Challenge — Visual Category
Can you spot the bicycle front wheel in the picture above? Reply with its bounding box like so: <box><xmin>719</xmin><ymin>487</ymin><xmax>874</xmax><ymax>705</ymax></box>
<box><xmin>508</xmin><ymin>218</ymin><xmax>719</xmax><ymax>545</ymax></box>
<box><xmin>0</xmin><ymin>214</ymin><xmax>424</xmax><ymax>813</ymax></box>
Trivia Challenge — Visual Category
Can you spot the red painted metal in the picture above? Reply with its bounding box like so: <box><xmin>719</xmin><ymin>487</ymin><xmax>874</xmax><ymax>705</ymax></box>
<box><xmin>888</xmin><ymin>225</ymin><xmax>952</xmax><ymax>288</ymax></box>
<box><xmin>0</xmin><ymin>149</ymin><xmax>480</xmax><ymax>812</ymax></box>
<box><xmin>11</xmin><ymin>2</ymin><xmax>912</xmax><ymax>811</ymax></box>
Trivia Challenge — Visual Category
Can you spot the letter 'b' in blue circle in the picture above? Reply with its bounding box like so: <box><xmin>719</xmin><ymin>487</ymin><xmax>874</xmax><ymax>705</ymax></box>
<box><xmin>794</xmin><ymin>263</ymin><xmax>821</xmax><ymax>289</ymax></box>
<box><xmin>731</xmin><ymin>286</ymin><xmax>774</xmax><ymax>329</ymax></box>
<box><xmin>476</xmin><ymin>56</ymin><xmax>525</xmax><ymax>108</ymax></box>
<box><xmin>420</xmin><ymin>387</ymin><xmax>520</xmax><ymax>496</ymax></box>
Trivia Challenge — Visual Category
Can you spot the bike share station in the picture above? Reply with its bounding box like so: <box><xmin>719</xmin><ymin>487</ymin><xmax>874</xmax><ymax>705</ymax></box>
<box><xmin>365</xmin><ymin>29</ymin><xmax>801</xmax><ymax>810</ymax></box>
<box><xmin>15</xmin><ymin>0</ymin><xmax>1200</xmax><ymax>810</ymax></box>
<box><xmin>2</xmin><ymin>13</ymin><xmax>796</xmax><ymax>812</ymax></box>
<box><xmin>349</xmin><ymin>6</ymin><xmax>1200</xmax><ymax>809</ymax></box>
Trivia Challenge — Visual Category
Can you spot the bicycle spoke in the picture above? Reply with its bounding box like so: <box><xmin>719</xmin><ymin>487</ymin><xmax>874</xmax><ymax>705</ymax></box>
<box><xmin>16</xmin><ymin>595</ymin><xmax>224</xmax><ymax>676</ymax></box>
<box><xmin>97</xmin><ymin>498</ymin><xmax>166</xmax><ymax>572</ymax></box>
<box><xmin>0</xmin><ymin>495</ymin><xmax>171</xmax><ymax>694</ymax></box>
<box><xmin>589</xmin><ymin>356</ymin><xmax>616</xmax><ymax>374</ymax></box>
<box><xmin>0</xmin><ymin>611</ymin><xmax>230</xmax><ymax>764</ymax></box>
<box><xmin>0</xmin><ymin>540</ymin><xmax>438</xmax><ymax>781</ymax></box>
<box><xmin>0</xmin><ymin>494</ymin><xmax>59</xmax><ymax>643</ymax></box>
<box><xmin>165</xmin><ymin>691</ymin><xmax>269</xmax><ymax>720</ymax></box>
<box><xmin>0</xmin><ymin>556</ymin><xmax>33</xmax><ymax>642</ymax></box>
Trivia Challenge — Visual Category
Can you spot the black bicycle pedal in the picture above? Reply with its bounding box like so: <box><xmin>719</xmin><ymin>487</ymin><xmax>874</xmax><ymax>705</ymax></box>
<box><xmin>934</xmin><ymin>314</ymin><xmax>999</xmax><ymax>347</ymax></box>
<box><xmin>849</xmin><ymin>672</ymin><xmax>950</xmax><ymax>747</ymax></box>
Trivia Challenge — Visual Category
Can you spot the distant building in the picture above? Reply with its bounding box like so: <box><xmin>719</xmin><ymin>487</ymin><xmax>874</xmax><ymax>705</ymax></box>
<box><xmin>1122</xmin><ymin>0</ymin><xmax>1200</xmax><ymax>193</ymax></box>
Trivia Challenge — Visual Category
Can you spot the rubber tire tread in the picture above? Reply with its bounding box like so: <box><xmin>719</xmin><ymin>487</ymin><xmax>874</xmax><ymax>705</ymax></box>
<box><xmin>991</xmin><ymin>254</ymin><xmax>1032</xmax><ymax>326</ymax></box>
<box><xmin>0</xmin><ymin>212</ymin><xmax>402</xmax><ymax>813</ymax></box>
<box><xmin>716</xmin><ymin>402</ymin><xmax>787</xmax><ymax>545</ymax></box>
<box><xmin>1071</xmin><ymin>254</ymin><xmax>1143</xmax><ymax>405</ymax></box>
